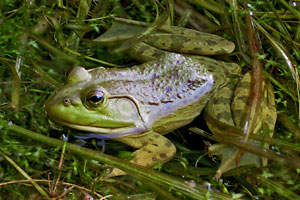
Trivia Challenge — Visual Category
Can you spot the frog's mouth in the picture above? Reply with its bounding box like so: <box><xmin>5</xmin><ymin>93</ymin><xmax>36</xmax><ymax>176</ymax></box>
<box><xmin>51</xmin><ymin>119</ymin><xmax>149</xmax><ymax>139</ymax></box>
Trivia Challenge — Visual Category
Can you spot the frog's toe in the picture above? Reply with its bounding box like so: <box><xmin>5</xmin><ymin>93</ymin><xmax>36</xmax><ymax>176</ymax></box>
<box><xmin>106</xmin><ymin>168</ymin><xmax>127</xmax><ymax>178</ymax></box>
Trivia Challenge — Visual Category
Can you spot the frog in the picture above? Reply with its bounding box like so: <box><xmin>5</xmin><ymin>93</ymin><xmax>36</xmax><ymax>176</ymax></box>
<box><xmin>45</xmin><ymin>20</ymin><xmax>277</xmax><ymax>177</ymax></box>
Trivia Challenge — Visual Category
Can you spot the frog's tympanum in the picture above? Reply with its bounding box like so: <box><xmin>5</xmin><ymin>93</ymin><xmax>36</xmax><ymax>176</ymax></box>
<box><xmin>45</xmin><ymin>21</ymin><xmax>276</xmax><ymax>176</ymax></box>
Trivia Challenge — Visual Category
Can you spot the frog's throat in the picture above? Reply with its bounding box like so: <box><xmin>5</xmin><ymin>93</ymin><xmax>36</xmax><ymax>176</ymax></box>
<box><xmin>58</xmin><ymin>120</ymin><xmax>148</xmax><ymax>137</ymax></box>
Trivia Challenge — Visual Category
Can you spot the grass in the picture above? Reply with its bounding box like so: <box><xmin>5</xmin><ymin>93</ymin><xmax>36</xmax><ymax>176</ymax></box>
<box><xmin>0</xmin><ymin>0</ymin><xmax>299</xmax><ymax>199</ymax></box>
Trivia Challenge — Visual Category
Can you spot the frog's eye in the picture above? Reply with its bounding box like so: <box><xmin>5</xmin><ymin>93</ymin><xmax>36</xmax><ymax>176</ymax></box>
<box><xmin>86</xmin><ymin>90</ymin><xmax>106</xmax><ymax>107</ymax></box>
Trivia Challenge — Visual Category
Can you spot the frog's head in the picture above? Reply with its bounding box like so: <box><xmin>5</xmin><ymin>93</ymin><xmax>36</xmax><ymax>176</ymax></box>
<box><xmin>45</xmin><ymin>67</ymin><xmax>147</xmax><ymax>137</ymax></box>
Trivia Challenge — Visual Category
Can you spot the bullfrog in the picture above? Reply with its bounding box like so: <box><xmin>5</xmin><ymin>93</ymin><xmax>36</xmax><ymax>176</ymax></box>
<box><xmin>45</xmin><ymin>21</ymin><xmax>276</xmax><ymax>176</ymax></box>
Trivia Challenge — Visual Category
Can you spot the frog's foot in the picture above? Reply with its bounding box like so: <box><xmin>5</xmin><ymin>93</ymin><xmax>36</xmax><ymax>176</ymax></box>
<box><xmin>108</xmin><ymin>131</ymin><xmax>176</xmax><ymax>177</ymax></box>
<box><xmin>74</xmin><ymin>134</ymin><xmax>106</xmax><ymax>153</ymax></box>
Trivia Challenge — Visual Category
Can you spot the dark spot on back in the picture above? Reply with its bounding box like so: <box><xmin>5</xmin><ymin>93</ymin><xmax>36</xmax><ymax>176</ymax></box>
<box><xmin>161</xmin><ymin>99</ymin><xmax>174</xmax><ymax>103</ymax></box>
<box><xmin>148</xmin><ymin>101</ymin><xmax>159</xmax><ymax>105</ymax></box>
<box><xmin>159</xmin><ymin>153</ymin><xmax>167</xmax><ymax>159</ymax></box>
<box><xmin>194</xmin><ymin>47</ymin><xmax>203</xmax><ymax>52</ymax></box>
<box><xmin>206</xmin><ymin>40</ymin><xmax>217</xmax><ymax>45</ymax></box>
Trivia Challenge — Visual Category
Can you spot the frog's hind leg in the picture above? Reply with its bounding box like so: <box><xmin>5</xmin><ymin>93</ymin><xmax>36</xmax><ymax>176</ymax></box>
<box><xmin>109</xmin><ymin>131</ymin><xmax>176</xmax><ymax>177</ymax></box>
<box><xmin>205</xmin><ymin>74</ymin><xmax>262</xmax><ymax>172</ymax></box>
<box><xmin>204</xmin><ymin>81</ymin><xmax>260</xmax><ymax>174</ymax></box>
<box><xmin>204</xmin><ymin>75</ymin><xmax>261</xmax><ymax>175</ymax></box>
<box><xmin>205</xmin><ymin>72</ymin><xmax>277</xmax><ymax>175</ymax></box>
<box><xmin>231</xmin><ymin>73</ymin><xmax>276</xmax><ymax>166</ymax></box>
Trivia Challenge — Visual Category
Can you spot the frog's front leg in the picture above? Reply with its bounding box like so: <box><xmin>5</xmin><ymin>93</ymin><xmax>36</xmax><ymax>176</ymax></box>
<box><xmin>109</xmin><ymin>131</ymin><xmax>176</xmax><ymax>177</ymax></box>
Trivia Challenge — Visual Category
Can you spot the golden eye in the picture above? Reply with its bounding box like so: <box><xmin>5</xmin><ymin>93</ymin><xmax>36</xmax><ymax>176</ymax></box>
<box><xmin>86</xmin><ymin>90</ymin><xmax>105</xmax><ymax>106</ymax></box>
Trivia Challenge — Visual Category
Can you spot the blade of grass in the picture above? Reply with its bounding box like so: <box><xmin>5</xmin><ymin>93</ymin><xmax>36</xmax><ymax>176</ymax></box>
<box><xmin>186</xmin><ymin>0</ymin><xmax>224</xmax><ymax>14</ymax></box>
<box><xmin>230</xmin><ymin>0</ymin><xmax>245</xmax><ymax>48</ymax></box>
<box><xmin>257</xmin><ymin>20</ymin><xmax>300</xmax><ymax>47</ymax></box>
<box><xmin>9</xmin><ymin>33</ymin><xmax>28</xmax><ymax>109</ymax></box>
<box><xmin>174</xmin><ymin>0</ymin><xmax>218</xmax><ymax>32</ymax></box>
<box><xmin>277</xmin><ymin>0</ymin><xmax>300</xmax><ymax>20</ymax></box>
<box><xmin>0</xmin><ymin>57</ymin><xmax>61</xmax><ymax>88</ymax></box>
<box><xmin>192</xmin><ymin>125</ymin><xmax>300</xmax><ymax>151</ymax></box>
<box><xmin>263</xmin><ymin>70</ymin><xmax>297</xmax><ymax>102</ymax></box>
<box><xmin>31</xmin><ymin>62</ymin><xmax>62</xmax><ymax>87</ymax></box>
<box><xmin>243</xmin><ymin>8</ymin><xmax>263</xmax><ymax>138</ymax></box>
<box><xmin>278</xmin><ymin>112</ymin><xmax>300</xmax><ymax>140</ymax></box>
<box><xmin>113</xmin><ymin>1</ymin><xmax>168</xmax><ymax>54</ymax></box>
<box><xmin>57</xmin><ymin>0</ymin><xmax>65</xmax><ymax>9</ymax></box>
<box><xmin>0</xmin><ymin>119</ymin><xmax>235</xmax><ymax>200</ymax></box>
<box><xmin>9</xmin><ymin>61</ymin><xmax>20</xmax><ymax>109</ymax></box>
<box><xmin>267</xmin><ymin>1</ymin><xmax>292</xmax><ymax>38</ymax></box>
<box><xmin>258</xmin><ymin>175</ymin><xmax>300</xmax><ymax>200</ymax></box>
<box><xmin>0</xmin><ymin>150</ymin><xmax>50</xmax><ymax>199</ymax></box>
<box><xmin>168</xmin><ymin>0</ymin><xmax>175</xmax><ymax>25</ymax></box>
<box><xmin>230</xmin><ymin>0</ymin><xmax>249</xmax><ymax>66</ymax></box>
<box><xmin>29</xmin><ymin>34</ymin><xmax>78</xmax><ymax>65</ymax></box>
<box><xmin>131</xmin><ymin>0</ymin><xmax>153</xmax><ymax>21</ymax></box>
<box><xmin>252</xmin><ymin>17</ymin><xmax>300</xmax><ymax>119</ymax></box>
<box><xmin>254</xmin><ymin>11</ymin><xmax>297</xmax><ymax>19</ymax></box>
<box><xmin>0</xmin><ymin>179</ymin><xmax>106</xmax><ymax>199</ymax></box>
<box><xmin>252</xmin><ymin>18</ymin><xmax>298</xmax><ymax>83</ymax></box>
<box><xmin>66</xmin><ymin>0</ymin><xmax>92</xmax><ymax>50</ymax></box>
<box><xmin>52</xmin><ymin>135</ymin><xmax>68</xmax><ymax>194</ymax></box>
<box><xmin>192</xmin><ymin>119</ymin><xmax>300</xmax><ymax>151</ymax></box>
<box><xmin>63</xmin><ymin>47</ymin><xmax>121</xmax><ymax>67</ymax></box>
<box><xmin>190</xmin><ymin>126</ymin><xmax>300</xmax><ymax>169</ymax></box>
<box><xmin>175</xmin><ymin>5</ymin><xmax>192</xmax><ymax>27</ymax></box>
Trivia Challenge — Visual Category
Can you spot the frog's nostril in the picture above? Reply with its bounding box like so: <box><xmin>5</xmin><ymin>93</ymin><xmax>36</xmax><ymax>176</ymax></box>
<box><xmin>63</xmin><ymin>97</ymin><xmax>81</xmax><ymax>107</ymax></box>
